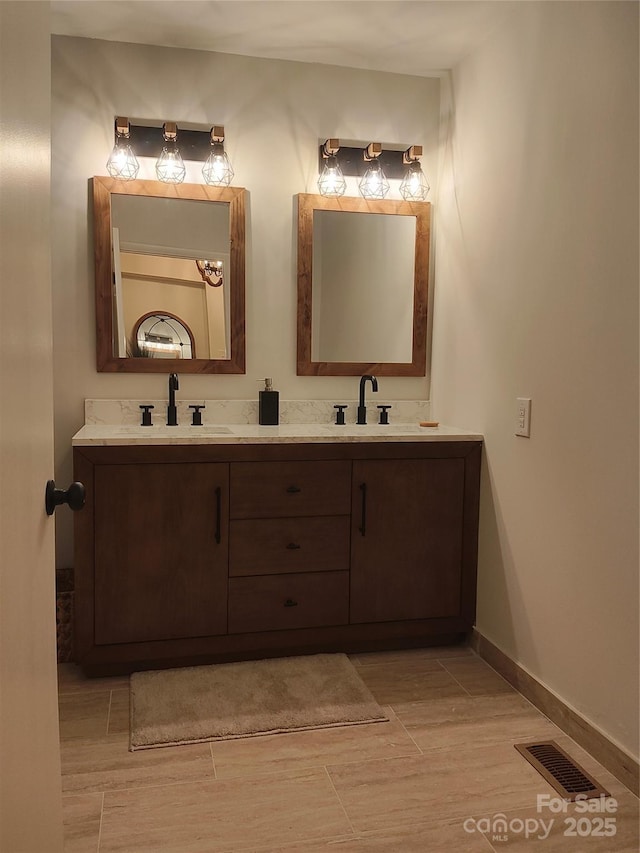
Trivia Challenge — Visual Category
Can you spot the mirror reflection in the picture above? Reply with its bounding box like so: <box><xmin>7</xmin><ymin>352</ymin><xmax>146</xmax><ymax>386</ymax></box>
<box><xmin>297</xmin><ymin>194</ymin><xmax>431</xmax><ymax>376</ymax></box>
<box><xmin>133</xmin><ymin>312</ymin><xmax>196</xmax><ymax>359</ymax></box>
<box><xmin>111</xmin><ymin>194</ymin><xmax>230</xmax><ymax>360</ymax></box>
<box><xmin>92</xmin><ymin>177</ymin><xmax>246</xmax><ymax>374</ymax></box>
<box><xmin>312</xmin><ymin>210</ymin><xmax>415</xmax><ymax>363</ymax></box>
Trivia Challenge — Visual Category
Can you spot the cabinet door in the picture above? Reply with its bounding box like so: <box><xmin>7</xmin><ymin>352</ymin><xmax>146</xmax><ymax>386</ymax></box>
<box><xmin>94</xmin><ymin>462</ymin><xmax>228</xmax><ymax>644</ymax></box>
<box><xmin>350</xmin><ymin>458</ymin><xmax>465</xmax><ymax>623</ymax></box>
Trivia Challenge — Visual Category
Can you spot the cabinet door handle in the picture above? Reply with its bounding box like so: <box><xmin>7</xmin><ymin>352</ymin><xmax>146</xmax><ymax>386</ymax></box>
<box><xmin>359</xmin><ymin>482</ymin><xmax>367</xmax><ymax>536</ymax></box>
<box><xmin>286</xmin><ymin>485</ymin><xmax>301</xmax><ymax>493</ymax></box>
<box><xmin>286</xmin><ymin>542</ymin><xmax>301</xmax><ymax>550</ymax></box>
<box><xmin>214</xmin><ymin>486</ymin><xmax>222</xmax><ymax>544</ymax></box>
<box><xmin>284</xmin><ymin>598</ymin><xmax>298</xmax><ymax>607</ymax></box>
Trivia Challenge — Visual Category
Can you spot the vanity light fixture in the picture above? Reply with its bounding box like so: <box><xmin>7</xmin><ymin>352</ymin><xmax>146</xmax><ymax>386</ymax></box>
<box><xmin>316</xmin><ymin>140</ymin><xmax>428</xmax><ymax>201</ymax></box>
<box><xmin>155</xmin><ymin>122</ymin><xmax>186</xmax><ymax>184</ymax></box>
<box><xmin>317</xmin><ymin>139</ymin><xmax>347</xmax><ymax>197</ymax></box>
<box><xmin>202</xmin><ymin>126</ymin><xmax>234</xmax><ymax>186</ymax></box>
<box><xmin>196</xmin><ymin>259</ymin><xmax>224</xmax><ymax>287</ymax></box>
<box><xmin>358</xmin><ymin>143</ymin><xmax>390</xmax><ymax>200</ymax></box>
<box><xmin>106</xmin><ymin>117</ymin><xmax>139</xmax><ymax>181</ymax></box>
<box><xmin>399</xmin><ymin>145</ymin><xmax>430</xmax><ymax>201</ymax></box>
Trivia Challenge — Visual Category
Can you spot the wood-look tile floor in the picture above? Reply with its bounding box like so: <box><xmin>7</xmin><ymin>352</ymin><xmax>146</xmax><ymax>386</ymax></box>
<box><xmin>59</xmin><ymin>647</ymin><xmax>639</xmax><ymax>852</ymax></box>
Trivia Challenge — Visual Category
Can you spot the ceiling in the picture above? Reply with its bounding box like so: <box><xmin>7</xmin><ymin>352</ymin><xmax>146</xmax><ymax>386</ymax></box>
<box><xmin>51</xmin><ymin>0</ymin><xmax>515</xmax><ymax>77</ymax></box>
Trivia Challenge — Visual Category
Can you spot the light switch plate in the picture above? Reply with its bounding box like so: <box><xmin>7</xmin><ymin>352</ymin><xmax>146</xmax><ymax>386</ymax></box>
<box><xmin>516</xmin><ymin>397</ymin><xmax>531</xmax><ymax>437</ymax></box>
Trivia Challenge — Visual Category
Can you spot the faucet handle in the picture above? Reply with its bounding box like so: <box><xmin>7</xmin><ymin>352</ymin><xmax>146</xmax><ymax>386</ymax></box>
<box><xmin>377</xmin><ymin>405</ymin><xmax>391</xmax><ymax>425</ymax></box>
<box><xmin>333</xmin><ymin>404</ymin><xmax>348</xmax><ymax>425</ymax></box>
<box><xmin>139</xmin><ymin>404</ymin><xmax>154</xmax><ymax>427</ymax></box>
<box><xmin>189</xmin><ymin>404</ymin><xmax>205</xmax><ymax>426</ymax></box>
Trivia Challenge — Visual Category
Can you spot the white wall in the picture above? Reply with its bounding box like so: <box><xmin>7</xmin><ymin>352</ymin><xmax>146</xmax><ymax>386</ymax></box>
<box><xmin>432</xmin><ymin>1</ymin><xmax>639</xmax><ymax>758</ymax></box>
<box><xmin>51</xmin><ymin>38</ymin><xmax>439</xmax><ymax>567</ymax></box>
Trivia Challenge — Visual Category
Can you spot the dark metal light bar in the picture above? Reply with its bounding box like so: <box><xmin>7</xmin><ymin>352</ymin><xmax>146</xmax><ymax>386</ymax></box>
<box><xmin>318</xmin><ymin>143</ymin><xmax>408</xmax><ymax>180</ymax></box>
<box><xmin>117</xmin><ymin>122</ymin><xmax>213</xmax><ymax>161</ymax></box>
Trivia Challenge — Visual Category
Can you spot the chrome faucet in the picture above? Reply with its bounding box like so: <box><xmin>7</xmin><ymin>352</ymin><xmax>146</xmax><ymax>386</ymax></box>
<box><xmin>357</xmin><ymin>375</ymin><xmax>378</xmax><ymax>424</ymax></box>
<box><xmin>167</xmin><ymin>373</ymin><xmax>179</xmax><ymax>426</ymax></box>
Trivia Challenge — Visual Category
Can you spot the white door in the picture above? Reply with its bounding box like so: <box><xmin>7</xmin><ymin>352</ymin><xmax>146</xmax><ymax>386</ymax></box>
<box><xmin>0</xmin><ymin>3</ymin><xmax>64</xmax><ymax>851</ymax></box>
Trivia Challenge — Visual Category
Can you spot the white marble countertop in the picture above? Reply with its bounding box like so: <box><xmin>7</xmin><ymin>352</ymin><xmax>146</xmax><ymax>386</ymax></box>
<box><xmin>72</xmin><ymin>422</ymin><xmax>483</xmax><ymax>446</ymax></box>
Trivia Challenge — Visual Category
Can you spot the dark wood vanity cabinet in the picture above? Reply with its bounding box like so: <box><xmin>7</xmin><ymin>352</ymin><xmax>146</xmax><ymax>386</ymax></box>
<box><xmin>350</xmin><ymin>458</ymin><xmax>466</xmax><ymax>624</ymax></box>
<box><xmin>92</xmin><ymin>462</ymin><xmax>229</xmax><ymax>645</ymax></box>
<box><xmin>73</xmin><ymin>441</ymin><xmax>481</xmax><ymax>674</ymax></box>
<box><xmin>228</xmin><ymin>460</ymin><xmax>351</xmax><ymax>634</ymax></box>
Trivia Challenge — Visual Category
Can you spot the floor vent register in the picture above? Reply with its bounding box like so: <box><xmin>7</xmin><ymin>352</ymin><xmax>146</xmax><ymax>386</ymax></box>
<box><xmin>514</xmin><ymin>740</ymin><xmax>610</xmax><ymax>801</ymax></box>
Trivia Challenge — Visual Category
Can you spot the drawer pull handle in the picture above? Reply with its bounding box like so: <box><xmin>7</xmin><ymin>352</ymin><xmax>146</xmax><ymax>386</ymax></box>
<box><xmin>359</xmin><ymin>482</ymin><xmax>367</xmax><ymax>536</ymax></box>
<box><xmin>284</xmin><ymin>598</ymin><xmax>298</xmax><ymax>607</ymax></box>
<box><xmin>286</xmin><ymin>542</ymin><xmax>301</xmax><ymax>550</ymax></box>
<box><xmin>286</xmin><ymin>485</ymin><xmax>301</xmax><ymax>493</ymax></box>
<box><xmin>214</xmin><ymin>486</ymin><xmax>222</xmax><ymax>544</ymax></box>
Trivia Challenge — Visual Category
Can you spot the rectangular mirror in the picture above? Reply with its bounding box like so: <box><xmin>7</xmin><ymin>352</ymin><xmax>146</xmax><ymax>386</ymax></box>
<box><xmin>296</xmin><ymin>193</ymin><xmax>430</xmax><ymax>376</ymax></box>
<box><xmin>92</xmin><ymin>177</ymin><xmax>246</xmax><ymax>373</ymax></box>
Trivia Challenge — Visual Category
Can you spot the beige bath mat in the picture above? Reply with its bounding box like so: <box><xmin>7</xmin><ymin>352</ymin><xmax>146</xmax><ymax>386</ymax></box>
<box><xmin>129</xmin><ymin>653</ymin><xmax>388</xmax><ymax>750</ymax></box>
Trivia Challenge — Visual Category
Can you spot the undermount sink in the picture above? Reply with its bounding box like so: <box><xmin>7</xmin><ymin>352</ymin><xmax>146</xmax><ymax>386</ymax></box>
<box><xmin>114</xmin><ymin>424</ymin><xmax>234</xmax><ymax>435</ymax></box>
<box><xmin>149</xmin><ymin>424</ymin><xmax>232</xmax><ymax>437</ymax></box>
<box><xmin>324</xmin><ymin>424</ymin><xmax>425</xmax><ymax>434</ymax></box>
<box><xmin>185</xmin><ymin>425</ymin><xmax>233</xmax><ymax>434</ymax></box>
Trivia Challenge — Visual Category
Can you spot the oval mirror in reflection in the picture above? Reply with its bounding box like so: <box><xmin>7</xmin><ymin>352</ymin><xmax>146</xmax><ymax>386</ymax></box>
<box><xmin>133</xmin><ymin>312</ymin><xmax>195</xmax><ymax>359</ymax></box>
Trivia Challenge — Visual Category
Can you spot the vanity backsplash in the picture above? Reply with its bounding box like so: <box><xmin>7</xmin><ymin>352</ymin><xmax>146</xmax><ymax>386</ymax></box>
<box><xmin>85</xmin><ymin>398</ymin><xmax>432</xmax><ymax>427</ymax></box>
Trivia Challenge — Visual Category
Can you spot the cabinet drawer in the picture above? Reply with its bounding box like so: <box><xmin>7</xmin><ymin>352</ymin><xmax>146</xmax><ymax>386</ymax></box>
<box><xmin>230</xmin><ymin>516</ymin><xmax>350</xmax><ymax>576</ymax></box>
<box><xmin>228</xmin><ymin>571</ymin><xmax>349</xmax><ymax>633</ymax></box>
<box><xmin>230</xmin><ymin>461</ymin><xmax>351</xmax><ymax>519</ymax></box>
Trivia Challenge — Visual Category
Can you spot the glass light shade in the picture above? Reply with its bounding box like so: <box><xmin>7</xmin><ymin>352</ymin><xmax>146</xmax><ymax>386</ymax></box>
<box><xmin>399</xmin><ymin>161</ymin><xmax>430</xmax><ymax>201</ymax></box>
<box><xmin>106</xmin><ymin>142</ymin><xmax>139</xmax><ymax>181</ymax></box>
<box><xmin>156</xmin><ymin>147</ymin><xmax>186</xmax><ymax>184</ymax></box>
<box><xmin>358</xmin><ymin>159</ymin><xmax>390</xmax><ymax>200</ymax></box>
<box><xmin>317</xmin><ymin>155</ymin><xmax>346</xmax><ymax>197</ymax></box>
<box><xmin>202</xmin><ymin>144</ymin><xmax>234</xmax><ymax>186</ymax></box>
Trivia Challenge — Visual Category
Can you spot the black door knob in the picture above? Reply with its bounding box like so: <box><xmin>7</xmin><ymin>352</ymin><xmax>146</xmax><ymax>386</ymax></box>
<box><xmin>45</xmin><ymin>480</ymin><xmax>85</xmax><ymax>516</ymax></box>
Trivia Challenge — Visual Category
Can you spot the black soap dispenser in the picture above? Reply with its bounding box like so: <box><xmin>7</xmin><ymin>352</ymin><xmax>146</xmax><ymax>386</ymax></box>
<box><xmin>259</xmin><ymin>378</ymin><xmax>279</xmax><ymax>425</ymax></box>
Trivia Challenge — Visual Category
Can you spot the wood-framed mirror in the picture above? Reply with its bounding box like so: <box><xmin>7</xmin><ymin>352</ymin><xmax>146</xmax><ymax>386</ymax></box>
<box><xmin>296</xmin><ymin>193</ymin><xmax>430</xmax><ymax>376</ymax></box>
<box><xmin>92</xmin><ymin>176</ymin><xmax>246</xmax><ymax>373</ymax></box>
